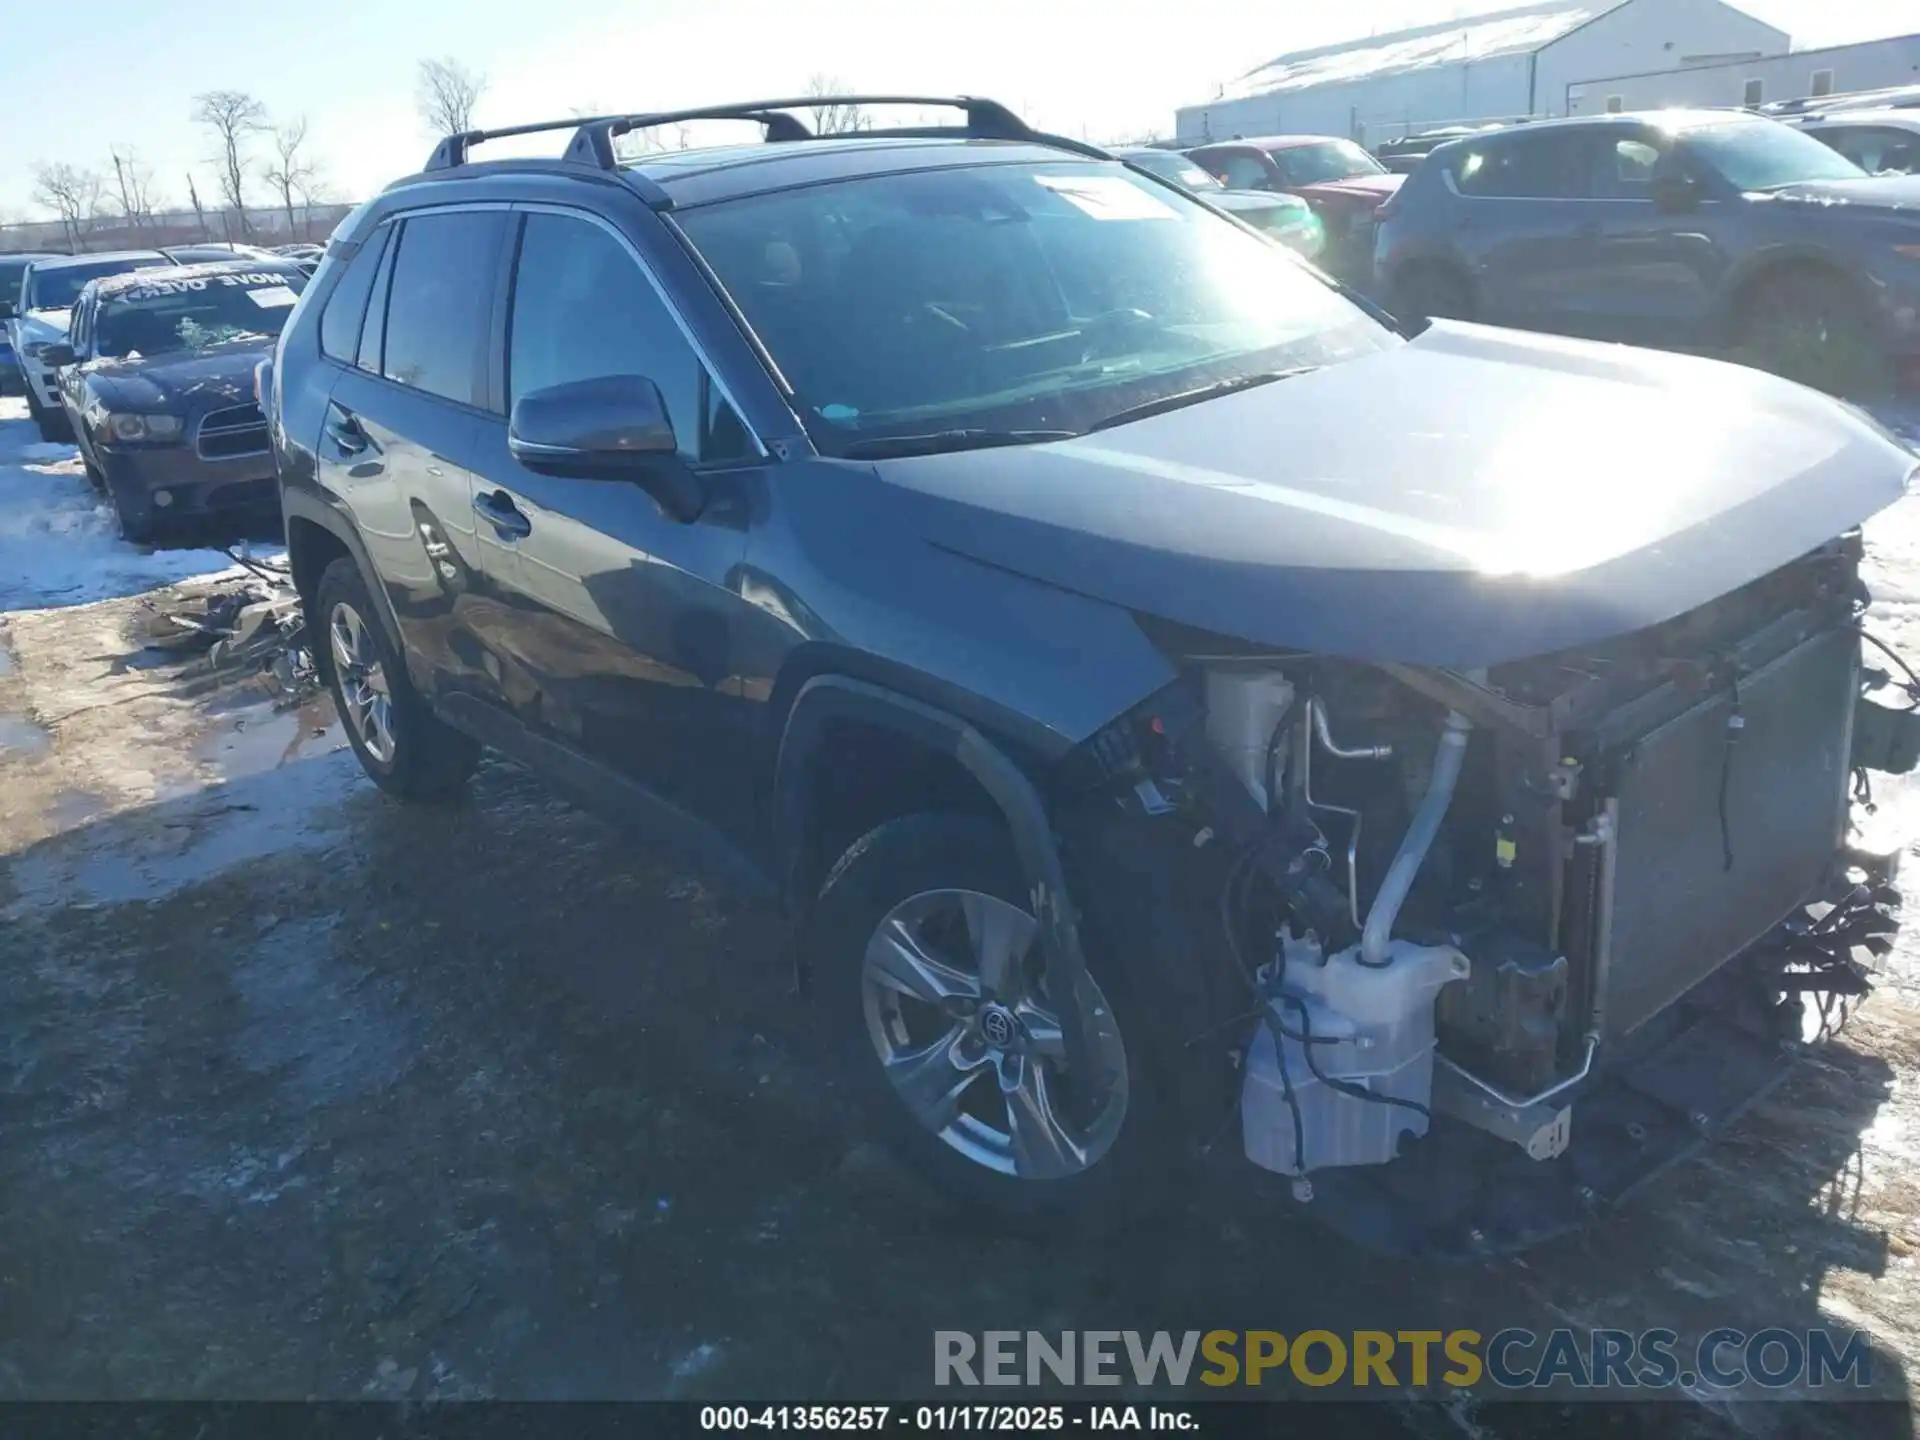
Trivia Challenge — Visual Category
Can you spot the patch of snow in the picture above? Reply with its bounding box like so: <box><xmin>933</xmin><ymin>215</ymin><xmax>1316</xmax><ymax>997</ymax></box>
<box><xmin>0</xmin><ymin>751</ymin><xmax>362</xmax><ymax>916</ymax></box>
<box><xmin>0</xmin><ymin>397</ymin><xmax>280</xmax><ymax>613</ymax></box>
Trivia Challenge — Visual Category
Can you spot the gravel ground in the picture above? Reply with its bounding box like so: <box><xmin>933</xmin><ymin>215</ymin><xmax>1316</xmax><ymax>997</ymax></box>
<box><xmin>2</xmin><ymin>400</ymin><xmax>1919</xmax><ymax>1435</ymax></box>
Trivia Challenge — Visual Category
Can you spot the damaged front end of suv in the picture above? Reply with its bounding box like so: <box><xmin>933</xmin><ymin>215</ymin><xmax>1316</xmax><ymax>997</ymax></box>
<box><xmin>1046</xmin><ymin>512</ymin><xmax>1920</xmax><ymax>1256</ymax></box>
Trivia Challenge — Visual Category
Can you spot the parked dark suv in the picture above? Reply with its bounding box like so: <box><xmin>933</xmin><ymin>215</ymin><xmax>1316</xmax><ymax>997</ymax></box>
<box><xmin>268</xmin><ymin>96</ymin><xmax>1920</xmax><ymax>1256</ymax></box>
<box><xmin>1373</xmin><ymin>109</ymin><xmax>1920</xmax><ymax>394</ymax></box>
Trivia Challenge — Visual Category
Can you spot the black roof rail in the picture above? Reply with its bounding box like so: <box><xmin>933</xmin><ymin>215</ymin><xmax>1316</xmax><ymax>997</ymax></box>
<box><xmin>424</xmin><ymin>94</ymin><xmax>1107</xmax><ymax>174</ymax></box>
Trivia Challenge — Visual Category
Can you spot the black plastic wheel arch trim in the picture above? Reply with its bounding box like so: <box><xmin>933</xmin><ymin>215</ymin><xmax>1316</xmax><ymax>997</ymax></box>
<box><xmin>773</xmin><ymin>674</ymin><xmax>1097</xmax><ymax>1086</ymax></box>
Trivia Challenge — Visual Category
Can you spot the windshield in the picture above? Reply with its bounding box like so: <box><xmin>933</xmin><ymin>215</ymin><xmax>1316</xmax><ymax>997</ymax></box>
<box><xmin>1282</xmin><ymin>140</ymin><xmax>1387</xmax><ymax>183</ymax></box>
<box><xmin>94</xmin><ymin>270</ymin><xmax>305</xmax><ymax>359</ymax></box>
<box><xmin>1</xmin><ymin>259</ymin><xmax>35</xmax><ymax>308</ymax></box>
<box><xmin>676</xmin><ymin>163</ymin><xmax>1388</xmax><ymax>452</ymax></box>
<box><xmin>1125</xmin><ymin>151</ymin><xmax>1225</xmax><ymax>192</ymax></box>
<box><xmin>24</xmin><ymin>258</ymin><xmax>166</xmax><ymax>313</ymax></box>
<box><xmin>1677</xmin><ymin>118</ymin><xmax>1867</xmax><ymax>189</ymax></box>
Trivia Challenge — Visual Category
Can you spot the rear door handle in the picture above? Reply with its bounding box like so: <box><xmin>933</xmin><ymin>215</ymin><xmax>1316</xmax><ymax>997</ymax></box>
<box><xmin>473</xmin><ymin>489</ymin><xmax>532</xmax><ymax>540</ymax></box>
<box><xmin>324</xmin><ymin>403</ymin><xmax>369</xmax><ymax>456</ymax></box>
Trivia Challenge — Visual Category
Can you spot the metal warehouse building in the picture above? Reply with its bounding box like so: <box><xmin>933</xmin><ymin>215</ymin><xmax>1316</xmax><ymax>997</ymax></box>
<box><xmin>1566</xmin><ymin>31</ymin><xmax>1920</xmax><ymax>113</ymax></box>
<box><xmin>1175</xmin><ymin>0</ymin><xmax>1789</xmax><ymax>146</ymax></box>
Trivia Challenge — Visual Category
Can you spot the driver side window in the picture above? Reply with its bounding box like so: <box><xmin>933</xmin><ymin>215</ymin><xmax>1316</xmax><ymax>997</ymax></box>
<box><xmin>1589</xmin><ymin>136</ymin><xmax>1662</xmax><ymax>200</ymax></box>
<box><xmin>506</xmin><ymin>211</ymin><xmax>752</xmax><ymax>464</ymax></box>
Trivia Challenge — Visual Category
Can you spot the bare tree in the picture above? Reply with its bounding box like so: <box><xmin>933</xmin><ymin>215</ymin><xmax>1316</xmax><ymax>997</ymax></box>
<box><xmin>263</xmin><ymin>116</ymin><xmax>317</xmax><ymax>238</ymax></box>
<box><xmin>108</xmin><ymin>147</ymin><xmax>161</xmax><ymax>242</ymax></box>
<box><xmin>417</xmin><ymin>57</ymin><xmax>486</xmax><ymax>139</ymax></box>
<box><xmin>297</xmin><ymin>174</ymin><xmax>337</xmax><ymax>241</ymax></box>
<box><xmin>31</xmin><ymin>162</ymin><xmax>104</xmax><ymax>251</ymax></box>
<box><xmin>193</xmin><ymin>89</ymin><xmax>268</xmax><ymax>237</ymax></box>
<box><xmin>804</xmin><ymin>73</ymin><xmax>869</xmax><ymax>135</ymax></box>
<box><xmin>186</xmin><ymin>173</ymin><xmax>210</xmax><ymax>241</ymax></box>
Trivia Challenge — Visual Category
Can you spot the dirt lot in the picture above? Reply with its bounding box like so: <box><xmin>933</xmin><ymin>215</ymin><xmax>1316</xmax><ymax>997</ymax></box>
<box><xmin>3</xmin><ymin>401</ymin><xmax>1920</xmax><ymax>1435</ymax></box>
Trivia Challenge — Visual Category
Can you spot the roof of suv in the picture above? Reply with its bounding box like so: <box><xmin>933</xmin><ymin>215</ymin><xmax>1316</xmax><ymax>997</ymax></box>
<box><xmin>1442</xmin><ymin>109</ymin><xmax>1753</xmax><ymax>142</ymax></box>
<box><xmin>625</xmin><ymin>136</ymin><xmax>1084</xmax><ymax>207</ymax></box>
<box><xmin>376</xmin><ymin>96</ymin><xmax>1115</xmax><ymax>216</ymax></box>
<box><xmin>1191</xmin><ymin>135</ymin><xmax>1348</xmax><ymax>153</ymax></box>
<box><xmin>1798</xmin><ymin>109</ymin><xmax>1920</xmax><ymax>131</ymax></box>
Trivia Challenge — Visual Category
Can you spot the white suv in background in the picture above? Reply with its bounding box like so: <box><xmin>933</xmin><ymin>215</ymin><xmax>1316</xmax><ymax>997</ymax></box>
<box><xmin>6</xmin><ymin>250</ymin><xmax>168</xmax><ymax>441</ymax></box>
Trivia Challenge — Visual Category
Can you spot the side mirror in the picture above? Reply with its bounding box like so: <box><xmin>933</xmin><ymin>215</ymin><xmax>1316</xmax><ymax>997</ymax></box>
<box><xmin>39</xmin><ymin>343</ymin><xmax>76</xmax><ymax>368</ymax></box>
<box><xmin>508</xmin><ymin>374</ymin><xmax>705</xmax><ymax>523</ymax></box>
<box><xmin>1650</xmin><ymin>172</ymin><xmax>1704</xmax><ymax>212</ymax></box>
<box><xmin>0</xmin><ymin>301</ymin><xmax>15</xmax><ymax>321</ymax></box>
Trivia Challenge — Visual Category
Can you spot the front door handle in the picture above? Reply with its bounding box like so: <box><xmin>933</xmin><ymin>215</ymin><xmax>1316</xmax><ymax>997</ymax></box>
<box><xmin>473</xmin><ymin>489</ymin><xmax>532</xmax><ymax>540</ymax></box>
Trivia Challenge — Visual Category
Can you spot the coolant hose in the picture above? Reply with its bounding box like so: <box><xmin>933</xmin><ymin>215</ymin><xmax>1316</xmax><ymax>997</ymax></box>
<box><xmin>1359</xmin><ymin>709</ymin><xmax>1472</xmax><ymax>967</ymax></box>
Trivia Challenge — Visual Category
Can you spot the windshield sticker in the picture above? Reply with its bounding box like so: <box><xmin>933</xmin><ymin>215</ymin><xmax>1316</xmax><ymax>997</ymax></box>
<box><xmin>245</xmin><ymin>285</ymin><xmax>299</xmax><ymax>309</ymax></box>
<box><xmin>1034</xmin><ymin>175</ymin><xmax>1178</xmax><ymax>221</ymax></box>
<box><xmin>819</xmin><ymin>404</ymin><xmax>860</xmax><ymax>423</ymax></box>
<box><xmin>118</xmin><ymin>272</ymin><xmax>291</xmax><ymax>302</ymax></box>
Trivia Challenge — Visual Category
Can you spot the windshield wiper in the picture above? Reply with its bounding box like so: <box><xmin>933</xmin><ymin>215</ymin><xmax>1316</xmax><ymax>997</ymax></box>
<box><xmin>1088</xmin><ymin>367</ymin><xmax>1317</xmax><ymax>433</ymax></box>
<box><xmin>839</xmin><ymin>428</ymin><xmax>1080</xmax><ymax>459</ymax></box>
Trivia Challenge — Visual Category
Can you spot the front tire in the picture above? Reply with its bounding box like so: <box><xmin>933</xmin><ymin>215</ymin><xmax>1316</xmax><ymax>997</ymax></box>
<box><xmin>813</xmin><ymin>812</ymin><xmax>1177</xmax><ymax>1231</ymax></box>
<box><xmin>1735</xmin><ymin>268</ymin><xmax>1888</xmax><ymax>398</ymax></box>
<box><xmin>1389</xmin><ymin>262</ymin><xmax>1473</xmax><ymax>328</ymax></box>
<box><xmin>108</xmin><ymin>484</ymin><xmax>157</xmax><ymax>546</ymax></box>
<box><xmin>316</xmin><ymin>556</ymin><xmax>479</xmax><ymax>803</ymax></box>
<box><xmin>25</xmin><ymin>389</ymin><xmax>69</xmax><ymax>444</ymax></box>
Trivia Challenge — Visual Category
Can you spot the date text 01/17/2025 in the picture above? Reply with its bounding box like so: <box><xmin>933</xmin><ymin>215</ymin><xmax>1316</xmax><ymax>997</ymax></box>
<box><xmin>699</xmin><ymin>1407</ymin><xmax>1199</xmax><ymax>1432</ymax></box>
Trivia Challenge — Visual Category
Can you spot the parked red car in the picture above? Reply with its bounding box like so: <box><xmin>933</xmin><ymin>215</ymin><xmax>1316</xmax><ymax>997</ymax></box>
<box><xmin>1186</xmin><ymin>136</ymin><xmax>1403</xmax><ymax>281</ymax></box>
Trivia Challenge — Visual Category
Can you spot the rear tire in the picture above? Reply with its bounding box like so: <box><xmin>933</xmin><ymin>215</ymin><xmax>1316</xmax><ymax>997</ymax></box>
<box><xmin>812</xmin><ymin>812</ymin><xmax>1181</xmax><ymax>1233</ymax></box>
<box><xmin>315</xmin><ymin>556</ymin><xmax>480</xmax><ymax>804</ymax></box>
<box><xmin>1735</xmin><ymin>268</ymin><xmax>1888</xmax><ymax>399</ymax></box>
<box><xmin>1389</xmin><ymin>263</ymin><xmax>1473</xmax><ymax>328</ymax></box>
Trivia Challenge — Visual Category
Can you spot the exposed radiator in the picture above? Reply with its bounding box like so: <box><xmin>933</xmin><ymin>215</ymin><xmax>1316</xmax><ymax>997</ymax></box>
<box><xmin>1598</xmin><ymin>624</ymin><xmax>1857</xmax><ymax>1040</ymax></box>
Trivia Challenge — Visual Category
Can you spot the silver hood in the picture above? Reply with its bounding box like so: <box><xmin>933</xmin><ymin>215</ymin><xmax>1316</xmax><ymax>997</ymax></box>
<box><xmin>878</xmin><ymin>322</ymin><xmax>1917</xmax><ymax>667</ymax></box>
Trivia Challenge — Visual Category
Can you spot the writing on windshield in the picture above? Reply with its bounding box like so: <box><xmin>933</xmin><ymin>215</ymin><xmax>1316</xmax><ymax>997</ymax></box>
<box><xmin>97</xmin><ymin>273</ymin><xmax>304</xmax><ymax>358</ymax></box>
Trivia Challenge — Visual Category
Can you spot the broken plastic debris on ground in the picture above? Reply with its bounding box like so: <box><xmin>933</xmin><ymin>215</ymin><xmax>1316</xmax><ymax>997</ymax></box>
<box><xmin>0</xmin><ymin>396</ymin><xmax>284</xmax><ymax>613</ymax></box>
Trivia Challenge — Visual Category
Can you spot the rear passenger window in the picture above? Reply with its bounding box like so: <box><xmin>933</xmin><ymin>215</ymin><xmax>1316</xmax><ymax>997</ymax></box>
<box><xmin>507</xmin><ymin>211</ymin><xmax>752</xmax><ymax>464</ymax></box>
<box><xmin>379</xmin><ymin>210</ymin><xmax>505</xmax><ymax>405</ymax></box>
<box><xmin>1452</xmin><ymin>135</ymin><xmax>1585</xmax><ymax>199</ymax></box>
<box><xmin>357</xmin><ymin>236</ymin><xmax>394</xmax><ymax>374</ymax></box>
<box><xmin>319</xmin><ymin>225</ymin><xmax>390</xmax><ymax>362</ymax></box>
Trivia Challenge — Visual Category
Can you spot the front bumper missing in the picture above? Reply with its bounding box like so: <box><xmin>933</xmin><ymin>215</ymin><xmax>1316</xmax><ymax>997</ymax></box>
<box><xmin>1283</xmin><ymin>859</ymin><xmax>1895</xmax><ymax>1259</ymax></box>
<box><xmin>1294</xmin><ymin>954</ymin><xmax>1800</xmax><ymax>1258</ymax></box>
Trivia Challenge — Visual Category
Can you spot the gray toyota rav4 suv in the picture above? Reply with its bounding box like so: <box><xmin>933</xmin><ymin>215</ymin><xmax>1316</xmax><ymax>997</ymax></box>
<box><xmin>265</xmin><ymin>95</ymin><xmax>1920</xmax><ymax>1256</ymax></box>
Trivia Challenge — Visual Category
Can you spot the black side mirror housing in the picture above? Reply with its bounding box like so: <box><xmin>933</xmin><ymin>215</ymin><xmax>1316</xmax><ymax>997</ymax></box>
<box><xmin>507</xmin><ymin>374</ymin><xmax>705</xmax><ymax>523</ymax></box>
<box><xmin>1650</xmin><ymin>171</ymin><xmax>1704</xmax><ymax>212</ymax></box>
<box><xmin>39</xmin><ymin>343</ymin><xmax>76</xmax><ymax>368</ymax></box>
<box><xmin>0</xmin><ymin>301</ymin><xmax>15</xmax><ymax>321</ymax></box>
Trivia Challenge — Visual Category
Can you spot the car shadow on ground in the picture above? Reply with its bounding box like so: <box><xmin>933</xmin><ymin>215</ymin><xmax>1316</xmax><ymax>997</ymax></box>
<box><xmin>0</xmin><ymin>700</ymin><xmax>1911</xmax><ymax>1435</ymax></box>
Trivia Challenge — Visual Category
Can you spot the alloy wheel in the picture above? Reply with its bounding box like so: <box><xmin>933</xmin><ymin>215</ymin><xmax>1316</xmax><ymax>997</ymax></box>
<box><xmin>328</xmin><ymin>600</ymin><xmax>396</xmax><ymax>764</ymax></box>
<box><xmin>861</xmin><ymin>887</ymin><xmax>1129</xmax><ymax>1180</ymax></box>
